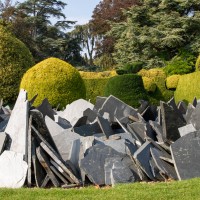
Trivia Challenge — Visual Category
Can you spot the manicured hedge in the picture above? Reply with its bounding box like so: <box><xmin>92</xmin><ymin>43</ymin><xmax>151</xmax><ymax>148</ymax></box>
<box><xmin>83</xmin><ymin>78</ymin><xmax>110</xmax><ymax>104</ymax></box>
<box><xmin>142</xmin><ymin>77</ymin><xmax>156</xmax><ymax>93</ymax></box>
<box><xmin>20</xmin><ymin>57</ymin><xmax>86</xmax><ymax>108</ymax></box>
<box><xmin>166</xmin><ymin>75</ymin><xmax>181</xmax><ymax>90</ymax></box>
<box><xmin>104</xmin><ymin>74</ymin><xmax>148</xmax><ymax>107</ymax></box>
<box><xmin>0</xmin><ymin>25</ymin><xmax>34</xmax><ymax>104</ymax></box>
<box><xmin>175</xmin><ymin>72</ymin><xmax>200</xmax><ymax>104</ymax></box>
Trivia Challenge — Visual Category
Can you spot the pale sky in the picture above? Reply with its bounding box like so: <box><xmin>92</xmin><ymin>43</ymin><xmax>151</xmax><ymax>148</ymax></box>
<box><xmin>64</xmin><ymin>0</ymin><xmax>101</xmax><ymax>25</ymax></box>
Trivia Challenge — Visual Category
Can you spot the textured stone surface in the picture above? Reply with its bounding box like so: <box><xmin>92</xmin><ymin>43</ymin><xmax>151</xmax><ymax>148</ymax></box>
<box><xmin>171</xmin><ymin>131</ymin><xmax>200</xmax><ymax>180</ymax></box>
<box><xmin>0</xmin><ymin>151</ymin><xmax>28</xmax><ymax>188</ymax></box>
<box><xmin>5</xmin><ymin>89</ymin><xmax>29</xmax><ymax>155</ymax></box>
<box><xmin>178</xmin><ymin>124</ymin><xmax>196</xmax><ymax>137</ymax></box>
<box><xmin>0</xmin><ymin>132</ymin><xmax>7</xmax><ymax>154</ymax></box>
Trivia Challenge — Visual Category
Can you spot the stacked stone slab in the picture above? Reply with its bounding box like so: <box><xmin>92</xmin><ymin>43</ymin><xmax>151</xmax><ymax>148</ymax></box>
<box><xmin>0</xmin><ymin>91</ymin><xmax>200</xmax><ymax>188</ymax></box>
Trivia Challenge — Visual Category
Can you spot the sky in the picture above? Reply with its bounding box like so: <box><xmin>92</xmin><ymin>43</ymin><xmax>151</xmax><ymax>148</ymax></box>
<box><xmin>64</xmin><ymin>0</ymin><xmax>101</xmax><ymax>25</ymax></box>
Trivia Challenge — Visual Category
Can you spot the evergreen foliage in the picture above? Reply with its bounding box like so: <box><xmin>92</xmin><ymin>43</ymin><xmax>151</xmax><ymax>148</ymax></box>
<box><xmin>104</xmin><ymin>74</ymin><xmax>148</xmax><ymax>107</ymax></box>
<box><xmin>109</xmin><ymin>0</ymin><xmax>200</xmax><ymax>68</ymax></box>
<box><xmin>20</xmin><ymin>57</ymin><xmax>86</xmax><ymax>108</ymax></box>
<box><xmin>195</xmin><ymin>55</ymin><xmax>200</xmax><ymax>71</ymax></box>
<box><xmin>142</xmin><ymin>77</ymin><xmax>156</xmax><ymax>93</ymax></box>
<box><xmin>0</xmin><ymin>25</ymin><xmax>34</xmax><ymax>104</ymax></box>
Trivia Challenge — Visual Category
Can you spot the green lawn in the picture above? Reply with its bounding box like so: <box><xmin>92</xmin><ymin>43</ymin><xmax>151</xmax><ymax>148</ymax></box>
<box><xmin>0</xmin><ymin>178</ymin><xmax>200</xmax><ymax>200</ymax></box>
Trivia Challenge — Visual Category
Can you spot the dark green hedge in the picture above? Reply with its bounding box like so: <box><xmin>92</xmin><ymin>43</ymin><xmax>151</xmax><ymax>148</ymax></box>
<box><xmin>83</xmin><ymin>78</ymin><xmax>110</xmax><ymax>104</ymax></box>
<box><xmin>104</xmin><ymin>74</ymin><xmax>148</xmax><ymax>108</ymax></box>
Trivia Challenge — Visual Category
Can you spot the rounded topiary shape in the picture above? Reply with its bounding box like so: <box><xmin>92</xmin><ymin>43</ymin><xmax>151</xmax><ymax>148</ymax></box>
<box><xmin>104</xmin><ymin>74</ymin><xmax>148</xmax><ymax>107</ymax></box>
<box><xmin>166</xmin><ymin>75</ymin><xmax>181</xmax><ymax>90</ymax></box>
<box><xmin>20</xmin><ymin>57</ymin><xmax>86</xmax><ymax>108</ymax></box>
<box><xmin>175</xmin><ymin>72</ymin><xmax>200</xmax><ymax>104</ymax></box>
<box><xmin>195</xmin><ymin>55</ymin><xmax>200</xmax><ymax>71</ymax></box>
<box><xmin>142</xmin><ymin>77</ymin><xmax>156</xmax><ymax>93</ymax></box>
<box><xmin>0</xmin><ymin>25</ymin><xmax>34</xmax><ymax>104</ymax></box>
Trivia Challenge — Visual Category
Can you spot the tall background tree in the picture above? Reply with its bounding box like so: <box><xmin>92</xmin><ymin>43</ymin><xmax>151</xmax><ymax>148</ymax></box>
<box><xmin>0</xmin><ymin>0</ymin><xmax>85</xmax><ymax>64</ymax></box>
<box><xmin>109</xmin><ymin>0</ymin><xmax>200</xmax><ymax>68</ymax></box>
<box><xmin>90</xmin><ymin>0</ymin><xmax>140</xmax><ymax>68</ymax></box>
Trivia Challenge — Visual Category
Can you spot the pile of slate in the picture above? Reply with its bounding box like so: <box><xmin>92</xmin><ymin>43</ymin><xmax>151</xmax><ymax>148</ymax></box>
<box><xmin>0</xmin><ymin>89</ymin><xmax>200</xmax><ymax>188</ymax></box>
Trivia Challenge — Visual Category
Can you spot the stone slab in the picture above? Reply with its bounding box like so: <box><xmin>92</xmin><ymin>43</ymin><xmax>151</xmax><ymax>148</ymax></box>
<box><xmin>170</xmin><ymin>131</ymin><xmax>200</xmax><ymax>180</ymax></box>
<box><xmin>178</xmin><ymin>124</ymin><xmax>196</xmax><ymax>137</ymax></box>
<box><xmin>93</xmin><ymin>96</ymin><xmax>107</xmax><ymax>112</ymax></box>
<box><xmin>98</xmin><ymin>95</ymin><xmax>139</xmax><ymax>123</ymax></box>
<box><xmin>0</xmin><ymin>151</ymin><xmax>28</xmax><ymax>188</ymax></box>
<box><xmin>133</xmin><ymin>141</ymin><xmax>155</xmax><ymax>180</ymax></box>
<box><xmin>5</xmin><ymin>89</ymin><xmax>29</xmax><ymax>156</ymax></box>
<box><xmin>0</xmin><ymin>132</ymin><xmax>7</xmax><ymax>154</ymax></box>
<box><xmin>185</xmin><ymin>103</ymin><xmax>195</xmax><ymax>124</ymax></box>
<box><xmin>150</xmin><ymin>148</ymin><xmax>177</xmax><ymax>180</ymax></box>
<box><xmin>149</xmin><ymin>158</ymin><xmax>165</xmax><ymax>181</ymax></box>
<box><xmin>160</xmin><ymin>101</ymin><xmax>186</xmax><ymax>143</ymax></box>
<box><xmin>80</xmin><ymin>143</ymin><xmax>123</xmax><ymax>185</ymax></box>
<box><xmin>36</xmin><ymin>146</ymin><xmax>60</xmax><ymax>187</ymax></box>
<box><xmin>190</xmin><ymin>104</ymin><xmax>200</xmax><ymax>130</ymax></box>
<box><xmin>37</xmin><ymin>98</ymin><xmax>55</xmax><ymax>120</ymax></box>
<box><xmin>54</xmin><ymin>115</ymin><xmax>72</xmax><ymax>129</ymax></box>
<box><xmin>177</xmin><ymin>101</ymin><xmax>187</xmax><ymax>115</ymax></box>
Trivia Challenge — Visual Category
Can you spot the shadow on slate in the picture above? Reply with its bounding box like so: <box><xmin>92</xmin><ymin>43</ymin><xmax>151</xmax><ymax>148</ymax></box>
<box><xmin>0</xmin><ymin>132</ymin><xmax>7</xmax><ymax>155</ymax></box>
<box><xmin>171</xmin><ymin>131</ymin><xmax>200</xmax><ymax>180</ymax></box>
<box><xmin>160</xmin><ymin>102</ymin><xmax>186</xmax><ymax>143</ymax></box>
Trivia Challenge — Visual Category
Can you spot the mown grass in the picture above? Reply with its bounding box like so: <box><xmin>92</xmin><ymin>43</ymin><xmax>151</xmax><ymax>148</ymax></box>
<box><xmin>0</xmin><ymin>178</ymin><xmax>200</xmax><ymax>200</ymax></box>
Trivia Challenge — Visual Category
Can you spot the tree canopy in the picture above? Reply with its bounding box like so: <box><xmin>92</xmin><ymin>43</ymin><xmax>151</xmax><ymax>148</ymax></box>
<box><xmin>109</xmin><ymin>0</ymin><xmax>200</xmax><ymax>68</ymax></box>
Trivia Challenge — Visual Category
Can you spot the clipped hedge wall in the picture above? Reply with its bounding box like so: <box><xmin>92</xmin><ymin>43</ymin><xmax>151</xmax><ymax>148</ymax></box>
<box><xmin>80</xmin><ymin>70</ymin><xmax>117</xmax><ymax>79</ymax></box>
<box><xmin>20</xmin><ymin>57</ymin><xmax>86</xmax><ymax>108</ymax></box>
<box><xmin>142</xmin><ymin>77</ymin><xmax>156</xmax><ymax>93</ymax></box>
<box><xmin>166</xmin><ymin>75</ymin><xmax>181</xmax><ymax>90</ymax></box>
<box><xmin>175</xmin><ymin>72</ymin><xmax>200</xmax><ymax>104</ymax></box>
<box><xmin>83</xmin><ymin>78</ymin><xmax>110</xmax><ymax>104</ymax></box>
<box><xmin>138</xmin><ymin>68</ymin><xmax>174</xmax><ymax>105</ymax></box>
<box><xmin>104</xmin><ymin>74</ymin><xmax>148</xmax><ymax>108</ymax></box>
<box><xmin>0</xmin><ymin>25</ymin><xmax>34</xmax><ymax>104</ymax></box>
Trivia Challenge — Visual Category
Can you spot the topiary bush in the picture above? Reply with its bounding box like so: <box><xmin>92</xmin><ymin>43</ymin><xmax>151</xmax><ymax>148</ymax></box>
<box><xmin>142</xmin><ymin>77</ymin><xmax>156</xmax><ymax>93</ymax></box>
<box><xmin>138</xmin><ymin>68</ymin><xmax>174</xmax><ymax>105</ymax></box>
<box><xmin>195</xmin><ymin>55</ymin><xmax>200</xmax><ymax>71</ymax></box>
<box><xmin>164</xmin><ymin>51</ymin><xmax>195</xmax><ymax>76</ymax></box>
<box><xmin>83</xmin><ymin>78</ymin><xmax>110</xmax><ymax>104</ymax></box>
<box><xmin>79</xmin><ymin>70</ymin><xmax>117</xmax><ymax>79</ymax></box>
<box><xmin>104</xmin><ymin>74</ymin><xmax>148</xmax><ymax>107</ymax></box>
<box><xmin>166</xmin><ymin>75</ymin><xmax>181</xmax><ymax>90</ymax></box>
<box><xmin>175</xmin><ymin>72</ymin><xmax>200</xmax><ymax>104</ymax></box>
<box><xmin>20</xmin><ymin>57</ymin><xmax>86</xmax><ymax>108</ymax></box>
<box><xmin>116</xmin><ymin>62</ymin><xmax>144</xmax><ymax>75</ymax></box>
<box><xmin>0</xmin><ymin>25</ymin><xmax>34</xmax><ymax>104</ymax></box>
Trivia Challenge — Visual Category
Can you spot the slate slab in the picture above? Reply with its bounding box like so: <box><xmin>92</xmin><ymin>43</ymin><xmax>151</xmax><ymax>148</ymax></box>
<box><xmin>5</xmin><ymin>89</ymin><xmax>29</xmax><ymax>156</ymax></box>
<box><xmin>36</xmin><ymin>146</ymin><xmax>60</xmax><ymax>187</ymax></box>
<box><xmin>149</xmin><ymin>120</ymin><xmax>165</xmax><ymax>143</ymax></box>
<box><xmin>141</xmin><ymin>105</ymin><xmax>158</xmax><ymax>122</ymax></box>
<box><xmin>32</xmin><ymin>139</ymin><xmax>46</xmax><ymax>188</ymax></box>
<box><xmin>177</xmin><ymin>101</ymin><xmax>187</xmax><ymax>115</ymax></box>
<box><xmin>37</xmin><ymin>98</ymin><xmax>55</xmax><ymax>120</ymax></box>
<box><xmin>83</xmin><ymin>108</ymin><xmax>98</xmax><ymax>123</ymax></box>
<box><xmin>54</xmin><ymin>115</ymin><xmax>72</xmax><ymax>129</ymax></box>
<box><xmin>98</xmin><ymin>95</ymin><xmax>139</xmax><ymax>123</ymax></box>
<box><xmin>27</xmin><ymin>116</ymin><xmax>32</xmax><ymax>187</ymax></box>
<box><xmin>80</xmin><ymin>143</ymin><xmax>123</xmax><ymax>185</ymax></box>
<box><xmin>150</xmin><ymin>148</ymin><xmax>177</xmax><ymax>180</ymax></box>
<box><xmin>185</xmin><ymin>103</ymin><xmax>195</xmax><ymax>124</ymax></box>
<box><xmin>0</xmin><ymin>132</ymin><xmax>7</xmax><ymax>154</ymax></box>
<box><xmin>178</xmin><ymin>124</ymin><xmax>196</xmax><ymax>137</ymax></box>
<box><xmin>149</xmin><ymin>158</ymin><xmax>164</xmax><ymax>181</ymax></box>
<box><xmin>133</xmin><ymin>141</ymin><xmax>155</xmax><ymax>180</ymax></box>
<box><xmin>190</xmin><ymin>104</ymin><xmax>200</xmax><ymax>130</ymax></box>
<box><xmin>93</xmin><ymin>96</ymin><xmax>107</xmax><ymax>112</ymax></box>
<box><xmin>0</xmin><ymin>151</ymin><xmax>28</xmax><ymax>188</ymax></box>
<box><xmin>160</xmin><ymin>102</ymin><xmax>186</xmax><ymax>142</ymax></box>
<box><xmin>45</xmin><ymin>115</ymin><xmax>64</xmax><ymax>137</ymax></box>
<box><xmin>97</xmin><ymin>116</ymin><xmax>114</xmax><ymax>138</ymax></box>
<box><xmin>170</xmin><ymin>131</ymin><xmax>200</xmax><ymax>180</ymax></box>
<box><xmin>57</xmin><ymin>99</ymin><xmax>94</xmax><ymax>124</ymax></box>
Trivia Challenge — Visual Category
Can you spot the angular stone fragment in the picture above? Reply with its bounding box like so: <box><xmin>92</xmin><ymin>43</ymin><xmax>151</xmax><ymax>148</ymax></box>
<box><xmin>57</xmin><ymin>99</ymin><xmax>94</xmax><ymax>124</ymax></box>
<box><xmin>83</xmin><ymin>108</ymin><xmax>98</xmax><ymax>123</ymax></box>
<box><xmin>149</xmin><ymin>158</ymin><xmax>164</xmax><ymax>181</ymax></box>
<box><xmin>36</xmin><ymin>146</ymin><xmax>60</xmax><ymax>187</ymax></box>
<box><xmin>99</xmin><ymin>95</ymin><xmax>138</xmax><ymax>123</ymax></box>
<box><xmin>133</xmin><ymin>141</ymin><xmax>155</xmax><ymax>180</ymax></box>
<box><xmin>37</xmin><ymin>98</ymin><xmax>55</xmax><ymax>120</ymax></box>
<box><xmin>5</xmin><ymin>89</ymin><xmax>29</xmax><ymax>155</ymax></box>
<box><xmin>54</xmin><ymin>115</ymin><xmax>71</xmax><ymax>129</ymax></box>
<box><xmin>177</xmin><ymin>101</ymin><xmax>187</xmax><ymax>115</ymax></box>
<box><xmin>93</xmin><ymin>96</ymin><xmax>107</xmax><ymax>112</ymax></box>
<box><xmin>0</xmin><ymin>132</ymin><xmax>7</xmax><ymax>154</ymax></box>
<box><xmin>185</xmin><ymin>103</ymin><xmax>195</xmax><ymax>124</ymax></box>
<box><xmin>150</xmin><ymin>148</ymin><xmax>177</xmax><ymax>180</ymax></box>
<box><xmin>178</xmin><ymin>124</ymin><xmax>196</xmax><ymax>137</ymax></box>
<box><xmin>97</xmin><ymin>116</ymin><xmax>114</xmax><ymax>138</ymax></box>
<box><xmin>149</xmin><ymin>120</ymin><xmax>165</xmax><ymax>143</ymax></box>
<box><xmin>190</xmin><ymin>104</ymin><xmax>200</xmax><ymax>130</ymax></box>
<box><xmin>160</xmin><ymin>102</ymin><xmax>186</xmax><ymax>142</ymax></box>
<box><xmin>171</xmin><ymin>131</ymin><xmax>200</xmax><ymax>180</ymax></box>
<box><xmin>141</xmin><ymin>105</ymin><xmax>158</xmax><ymax>122</ymax></box>
<box><xmin>80</xmin><ymin>143</ymin><xmax>123</xmax><ymax>185</ymax></box>
<box><xmin>45</xmin><ymin>116</ymin><xmax>64</xmax><ymax>137</ymax></box>
<box><xmin>0</xmin><ymin>151</ymin><xmax>28</xmax><ymax>188</ymax></box>
<box><xmin>192</xmin><ymin>97</ymin><xmax>197</xmax><ymax>107</ymax></box>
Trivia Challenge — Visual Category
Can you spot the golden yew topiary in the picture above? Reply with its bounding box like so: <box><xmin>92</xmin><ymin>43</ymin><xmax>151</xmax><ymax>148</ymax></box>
<box><xmin>20</xmin><ymin>57</ymin><xmax>86</xmax><ymax>108</ymax></box>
